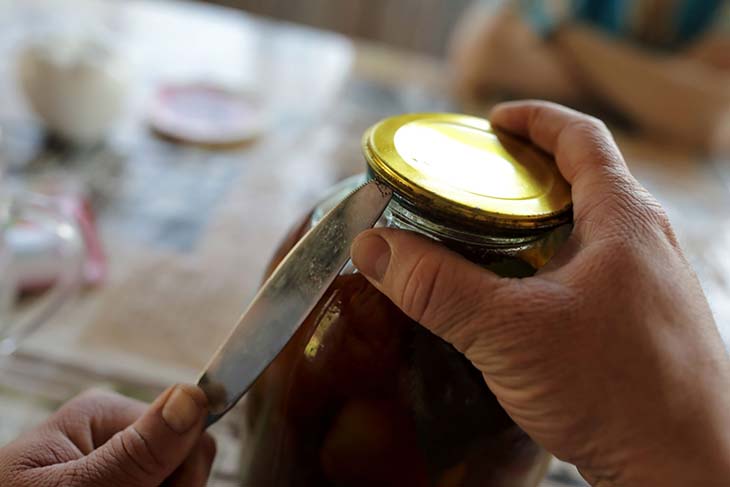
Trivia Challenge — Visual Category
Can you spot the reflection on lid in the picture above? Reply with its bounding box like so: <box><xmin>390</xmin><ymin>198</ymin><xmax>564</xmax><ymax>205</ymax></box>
<box><xmin>394</xmin><ymin>120</ymin><xmax>551</xmax><ymax>201</ymax></box>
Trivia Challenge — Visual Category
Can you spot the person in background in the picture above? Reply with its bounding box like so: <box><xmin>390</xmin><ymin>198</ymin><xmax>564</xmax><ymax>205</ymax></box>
<box><xmin>450</xmin><ymin>0</ymin><xmax>730</xmax><ymax>150</ymax></box>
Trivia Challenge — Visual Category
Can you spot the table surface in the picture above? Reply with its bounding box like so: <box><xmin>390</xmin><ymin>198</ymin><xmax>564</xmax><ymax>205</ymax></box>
<box><xmin>1</xmin><ymin>1</ymin><xmax>729</xmax><ymax>486</ymax></box>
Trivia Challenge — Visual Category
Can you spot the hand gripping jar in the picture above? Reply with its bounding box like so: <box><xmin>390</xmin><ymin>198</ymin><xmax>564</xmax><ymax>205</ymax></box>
<box><xmin>241</xmin><ymin>113</ymin><xmax>573</xmax><ymax>487</ymax></box>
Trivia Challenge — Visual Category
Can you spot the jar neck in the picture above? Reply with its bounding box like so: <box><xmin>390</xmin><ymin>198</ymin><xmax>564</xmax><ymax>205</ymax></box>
<box><xmin>311</xmin><ymin>173</ymin><xmax>567</xmax><ymax>271</ymax></box>
<box><xmin>383</xmin><ymin>195</ymin><xmax>571</xmax><ymax>273</ymax></box>
<box><xmin>384</xmin><ymin>197</ymin><xmax>545</xmax><ymax>250</ymax></box>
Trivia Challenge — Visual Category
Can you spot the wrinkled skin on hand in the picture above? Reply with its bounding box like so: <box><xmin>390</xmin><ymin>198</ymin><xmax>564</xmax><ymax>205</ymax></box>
<box><xmin>352</xmin><ymin>101</ymin><xmax>730</xmax><ymax>487</ymax></box>
<box><xmin>0</xmin><ymin>385</ymin><xmax>215</xmax><ymax>487</ymax></box>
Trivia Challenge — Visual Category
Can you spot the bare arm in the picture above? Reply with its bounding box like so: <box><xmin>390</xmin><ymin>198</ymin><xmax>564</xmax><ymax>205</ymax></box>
<box><xmin>686</xmin><ymin>34</ymin><xmax>730</xmax><ymax>70</ymax></box>
<box><xmin>449</xmin><ymin>4</ymin><xmax>588</xmax><ymax>105</ymax></box>
<box><xmin>554</xmin><ymin>24</ymin><xmax>730</xmax><ymax>150</ymax></box>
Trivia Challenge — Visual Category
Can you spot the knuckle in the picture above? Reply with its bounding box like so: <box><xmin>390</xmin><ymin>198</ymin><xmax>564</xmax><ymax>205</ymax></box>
<box><xmin>555</xmin><ymin>117</ymin><xmax>624</xmax><ymax>181</ymax></box>
<box><xmin>634</xmin><ymin>193</ymin><xmax>675</xmax><ymax>232</ymax></box>
<box><xmin>573</xmin><ymin>112</ymin><xmax>608</xmax><ymax>135</ymax></box>
<box><xmin>567</xmin><ymin>115</ymin><xmax>604</xmax><ymax>136</ymax></box>
<box><xmin>57</xmin><ymin>392</ymin><xmax>98</xmax><ymax>418</ymax></box>
<box><xmin>60</xmin><ymin>463</ymin><xmax>98</xmax><ymax>487</ymax></box>
<box><xmin>53</xmin><ymin>389</ymin><xmax>123</xmax><ymax>440</ymax></box>
<box><xmin>400</xmin><ymin>252</ymin><xmax>447</xmax><ymax>324</ymax></box>
<box><xmin>570</xmin><ymin>122</ymin><xmax>615</xmax><ymax>162</ymax></box>
<box><xmin>605</xmin><ymin>185</ymin><xmax>681</xmax><ymax>248</ymax></box>
<box><xmin>36</xmin><ymin>441</ymin><xmax>73</xmax><ymax>467</ymax></box>
<box><xmin>62</xmin><ymin>388</ymin><xmax>121</xmax><ymax>418</ymax></box>
<box><xmin>585</xmin><ymin>229</ymin><xmax>652</xmax><ymax>287</ymax></box>
<box><xmin>124</xmin><ymin>427</ymin><xmax>164</xmax><ymax>474</ymax></box>
<box><xmin>74</xmin><ymin>388</ymin><xmax>119</xmax><ymax>405</ymax></box>
<box><xmin>654</xmin><ymin>210</ymin><xmax>682</xmax><ymax>249</ymax></box>
<box><xmin>107</xmin><ymin>427</ymin><xmax>163</xmax><ymax>481</ymax></box>
<box><xmin>577</xmin><ymin>175</ymin><xmax>677</xmax><ymax>247</ymax></box>
<box><xmin>631</xmin><ymin>195</ymin><xmax>667</xmax><ymax>228</ymax></box>
<box><xmin>529</xmin><ymin>103</ymin><xmax>551</xmax><ymax>127</ymax></box>
<box><xmin>491</xmin><ymin>281</ymin><xmax>556</xmax><ymax>334</ymax></box>
<box><xmin>435</xmin><ymin>276</ymin><xmax>500</xmax><ymax>350</ymax></box>
<box><xmin>584</xmin><ymin>114</ymin><xmax>608</xmax><ymax>133</ymax></box>
<box><xmin>597</xmin><ymin>176</ymin><xmax>639</xmax><ymax>214</ymax></box>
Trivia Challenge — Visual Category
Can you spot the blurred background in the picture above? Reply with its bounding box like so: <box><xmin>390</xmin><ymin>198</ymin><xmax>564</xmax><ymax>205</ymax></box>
<box><xmin>209</xmin><ymin>0</ymin><xmax>472</xmax><ymax>55</ymax></box>
<box><xmin>1</xmin><ymin>1</ymin><xmax>729</xmax><ymax>486</ymax></box>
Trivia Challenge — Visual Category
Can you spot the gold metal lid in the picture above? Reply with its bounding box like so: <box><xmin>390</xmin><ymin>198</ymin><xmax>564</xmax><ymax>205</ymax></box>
<box><xmin>362</xmin><ymin>113</ymin><xmax>572</xmax><ymax>231</ymax></box>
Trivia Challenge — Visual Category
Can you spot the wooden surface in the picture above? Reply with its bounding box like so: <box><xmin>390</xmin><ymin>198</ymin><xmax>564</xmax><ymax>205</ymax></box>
<box><xmin>1</xmin><ymin>1</ymin><xmax>729</xmax><ymax>486</ymax></box>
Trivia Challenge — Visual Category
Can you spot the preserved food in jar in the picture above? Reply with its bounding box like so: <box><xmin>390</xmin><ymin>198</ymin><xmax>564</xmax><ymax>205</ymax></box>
<box><xmin>242</xmin><ymin>114</ymin><xmax>572</xmax><ymax>487</ymax></box>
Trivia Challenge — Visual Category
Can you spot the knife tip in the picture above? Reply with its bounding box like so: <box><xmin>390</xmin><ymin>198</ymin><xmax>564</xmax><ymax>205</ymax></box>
<box><xmin>198</xmin><ymin>373</ymin><xmax>230</xmax><ymax>416</ymax></box>
<box><xmin>205</xmin><ymin>412</ymin><xmax>223</xmax><ymax>429</ymax></box>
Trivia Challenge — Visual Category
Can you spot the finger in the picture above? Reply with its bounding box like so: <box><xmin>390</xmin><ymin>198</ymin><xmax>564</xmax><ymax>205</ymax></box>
<box><xmin>162</xmin><ymin>433</ymin><xmax>216</xmax><ymax>487</ymax></box>
<box><xmin>48</xmin><ymin>389</ymin><xmax>147</xmax><ymax>455</ymax></box>
<box><xmin>489</xmin><ymin>100</ymin><xmax>625</xmax><ymax>184</ymax></box>
<box><xmin>489</xmin><ymin>100</ymin><xmax>642</xmax><ymax>240</ymax></box>
<box><xmin>351</xmin><ymin>228</ymin><xmax>519</xmax><ymax>353</ymax></box>
<box><xmin>73</xmin><ymin>384</ymin><xmax>208</xmax><ymax>487</ymax></box>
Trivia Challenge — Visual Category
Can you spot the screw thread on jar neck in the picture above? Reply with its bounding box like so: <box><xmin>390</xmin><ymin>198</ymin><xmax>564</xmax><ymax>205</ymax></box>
<box><xmin>385</xmin><ymin>195</ymin><xmax>571</xmax><ymax>272</ymax></box>
<box><xmin>384</xmin><ymin>196</ymin><xmax>545</xmax><ymax>251</ymax></box>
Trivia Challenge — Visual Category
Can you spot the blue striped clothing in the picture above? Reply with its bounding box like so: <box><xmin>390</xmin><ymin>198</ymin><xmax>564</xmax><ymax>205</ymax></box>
<box><xmin>519</xmin><ymin>0</ymin><xmax>730</xmax><ymax>49</ymax></box>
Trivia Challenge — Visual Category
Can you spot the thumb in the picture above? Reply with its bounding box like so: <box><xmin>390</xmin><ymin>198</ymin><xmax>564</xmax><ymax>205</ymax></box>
<box><xmin>79</xmin><ymin>384</ymin><xmax>208</xmax><ymax>487</ymax></box>
<box><xmin>351</xmin><ymin>228</ymin><xmax>515</xmax><ymax>353</ymax></box>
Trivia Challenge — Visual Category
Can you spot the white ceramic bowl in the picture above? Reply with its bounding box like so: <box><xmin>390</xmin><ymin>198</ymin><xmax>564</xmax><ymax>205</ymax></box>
<box><xmin>18</xmin><ymin>34</ymin><xmax>130</xmax><ymax>146</ymax></box>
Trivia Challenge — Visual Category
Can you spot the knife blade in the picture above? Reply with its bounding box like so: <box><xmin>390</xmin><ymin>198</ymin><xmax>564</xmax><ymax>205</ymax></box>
<box><xmin>198</xmin><ymin>180</ymin><xmax>392</xmax><ymax>426</ymax></box>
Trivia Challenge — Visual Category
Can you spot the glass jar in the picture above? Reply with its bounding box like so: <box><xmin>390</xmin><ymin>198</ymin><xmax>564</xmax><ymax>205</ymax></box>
<box><xmin>241</xmin><ymin>113</ymin><xmax>572</xmax><ymax>487</ymax></box>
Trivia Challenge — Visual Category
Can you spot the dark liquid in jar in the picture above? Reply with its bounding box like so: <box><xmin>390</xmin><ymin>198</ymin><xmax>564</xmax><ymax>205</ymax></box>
<box><xmin>243</xmin><ymin>214</ymin><xmax>548</xmax><ymax>487</ymax></box>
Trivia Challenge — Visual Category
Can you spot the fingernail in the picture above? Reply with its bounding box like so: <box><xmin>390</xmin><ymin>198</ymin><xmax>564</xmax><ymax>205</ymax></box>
<box><xmin>161</xmin><ymin>385</ymin><xmax>204</xmax><ymax>434</ymax></box>
<box><xmin>352</xmin><ymin>234</ymin><xmax>391</xmax><ymax>282</ymax></box>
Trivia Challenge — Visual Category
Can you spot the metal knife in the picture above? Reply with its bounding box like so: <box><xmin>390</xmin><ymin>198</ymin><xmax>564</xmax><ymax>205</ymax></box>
<box><xmin>198</xmin><ymin>180</ymin><xmax>393</xmax><ymax>426</ymax></box>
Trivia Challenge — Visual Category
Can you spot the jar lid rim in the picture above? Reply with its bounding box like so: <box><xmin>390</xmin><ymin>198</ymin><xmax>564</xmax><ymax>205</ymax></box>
<box><xmin>362</xmin><ymin>113</ymin><xmax>573</xmax><ymax>231</ymax></box>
